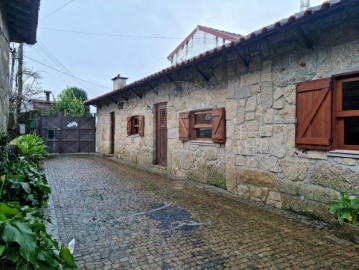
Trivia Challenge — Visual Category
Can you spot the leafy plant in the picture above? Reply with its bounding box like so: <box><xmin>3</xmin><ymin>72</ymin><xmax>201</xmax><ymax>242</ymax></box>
<box><xmin>1</xmin><ymin>159</ymin><xmax>50</xmax><ymax>208</ymax></box>
<box><xmin>11</xmin><ymin>134</ymin><xmax>48</xmax><ymax>164</ymax></box>
<box><xmin>51</xmin><ymin>87</ymin><xmax>90</xmax><ymax>117</ymax></box>
<box><xmin>0</xmin><ymin>202</ymin><xmax>77</xmax><ymax>269</ymax></box>
<box><xmin>329</xmin><ymin>194</ymin><xmax>359</xmax><ymax>225</ymax></box>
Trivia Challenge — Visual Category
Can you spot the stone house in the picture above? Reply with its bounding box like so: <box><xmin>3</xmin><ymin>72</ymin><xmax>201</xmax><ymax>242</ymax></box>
<box><xmin>0</xmin><ymin>0</ymin><xmax>40</xmax><ymax>131</ymax></box>
<box><xmin>168</xmin><ymin>25</ymin><xmax>241</xmax><ymax>65</ymax></box>
<box><xmin>85</xmin><ymin>0</ymin><xmax>359</xmax><ymax>221</ymax></box>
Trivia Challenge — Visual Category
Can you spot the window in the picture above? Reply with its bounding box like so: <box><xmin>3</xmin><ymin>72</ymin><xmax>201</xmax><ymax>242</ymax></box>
<box><xmin>179</xmin><ymin>108</ymin><xmax>225</xmax><ymax>144</ymax></box>
<box><xmin>127</xmin><ymin>115</ymin><xmax>144</xmax><ymax>136</ymax></box>
<box><xmin>295</xmin><ymin>74</ymin><xmax>359</xmax><ymax>151</ymax></box>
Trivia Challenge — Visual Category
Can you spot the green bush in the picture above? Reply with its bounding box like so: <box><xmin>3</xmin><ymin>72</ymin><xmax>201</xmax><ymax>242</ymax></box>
<box><xmin>329</xmin><ymin>194</ymin><xmax>359</xmax><ymax>225</ymax></box>
<box><xmin>0</xmin><ymin>202</ymin><xmax>77</xmax><ymax>269</ymax></box>
<box><xmin>1</xmin><ymin>159</ymin><xmax>50</xmax><ymax>208</ymax></box>
<box><xmin>11</xmin><ymin>134</ymin><xmax>48</xmax><ymax>165</ymax></box>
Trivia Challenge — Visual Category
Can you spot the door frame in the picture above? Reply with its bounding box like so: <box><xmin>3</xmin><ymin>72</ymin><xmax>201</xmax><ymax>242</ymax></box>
<box><xmin>155</xmin><ymin>102</ymin><xmax>167</xmax><ymax>166</ymax></box>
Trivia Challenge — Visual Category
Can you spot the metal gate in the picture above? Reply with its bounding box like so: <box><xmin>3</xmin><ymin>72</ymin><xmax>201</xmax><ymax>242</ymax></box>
<box><xmin>39</xmin><ymin>116</ymin><xmax>95</xmax><ymax>153</ymax></box>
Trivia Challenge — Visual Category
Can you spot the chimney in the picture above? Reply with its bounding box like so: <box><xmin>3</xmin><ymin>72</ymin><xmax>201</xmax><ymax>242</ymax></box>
<box><xmin>44</xmin><ymin>90</ymin><xmax>52</xmax><ymax>102</ymax></box>
<box><xmin>300</xmin><ymin>0</ymin><xmax>310</xmax><ymax>11</ymax></box>
<box><xmin>112</xmin><ymin>74</ymin><xmax>128</xmax><ymax>90</ymax></box>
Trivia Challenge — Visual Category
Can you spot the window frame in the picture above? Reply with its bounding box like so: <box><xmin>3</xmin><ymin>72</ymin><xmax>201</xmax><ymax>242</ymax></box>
<box><xmin>333</xmin><ymin>75</ymin><xmax>359</xmax><ymax>151</ymax></box>
<box><xmin>190</xmin><ymin>110</ymin><xmax>213</xmax><ymax>141</ymax></box>
<box><xmin>179</xmin><ymin>108</ymin><xmax>225</xmax><ymax>144</ymax></box>
<box><xmin>127</xmin><ymin>115</ymin><xmax>144</xmax><ymax>136</ymax></box>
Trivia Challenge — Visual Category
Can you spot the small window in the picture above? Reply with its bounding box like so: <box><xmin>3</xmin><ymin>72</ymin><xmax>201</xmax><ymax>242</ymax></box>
<box><xmin>179</xmin><ymin>108</ymin><xmax>225</xmax><ymax>144</ymax></box>
<box><xmin>191</xmin><ymin>110</ymin><xmax>212</xmax><ymax>140</ymax></box>
<box><xmin>296</xmin><ymin>73</ymin><xmax>359</xmax><ymax>151</ymax></box>
<box><xmin>334</xmin><ymin>75</ymin><xmax>359</xmax><ymax>150</ymax></box>
<box><xmin>127</xmin><ymin>115</ymin><xmax>144</xmax><ymax>136</ymax></box>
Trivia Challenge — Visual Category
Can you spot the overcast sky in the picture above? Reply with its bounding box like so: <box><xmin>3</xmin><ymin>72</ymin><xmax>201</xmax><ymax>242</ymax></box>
<box><xmin>24</xmin><ymin>0</ymin><xmax>324</xmax><ymax>100</ymax></box>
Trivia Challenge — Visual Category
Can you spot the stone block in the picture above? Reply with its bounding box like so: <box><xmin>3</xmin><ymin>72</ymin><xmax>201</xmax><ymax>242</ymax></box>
<box><xmin>259</xmin><ymin>126</ymin><xmax>273</xmax><ymax>137</ymax></box>
<box><xmin>227</xmin><ymin>80</ymin><xmax>240</xmax><ymax>99</ymax></box>
<box><xmin>334</xmin><ymin>157</ymin><xmax>356</xmax><ymax>166</ymax></box>
<box><xmin>245</xmin><ymin>95</ymin><xmax>257</xmax><ymax>112</ymax></box>
<box><xmin>281</xmin><ymin>194</ymin><xmax>332</xmax><ymax>222</ymax></box>
<box><xmin>250</xmin><ymin>187</ymin><xmax>268</xmax><ymax>202</ymax></box>
<box><xmin>172</xmin><ymin>151</ymin><xmax>194</xmax><ymax>170</ymax></box>
<box><xmin>249</xmin><ymin>84</ymin><xmax>261</xmax><ymax>94</ymax></box>
<box><xmin>246</xmin><ymin>120</ymin><xmax>259</xmax><ymax>132</ymax></box>
<box><xmin>301</xmin><ymin>185</ymin><xmax>340</xmax><ymax>203</ymax></box>
<box><xmin>256</xmin><ymin>138</ymin><xmax>269</xmax><ymax>154</ymax></box>
<box><xmin>273</xmin><ymin>99</ymin><xmax>284</xmax><ymax>109</ymax></box>
<box><xmin>260</xmin><ymin>82</ymin><xmax>273</xmax><ymax>109</ymax></box>
<box><xmin>274</xmin><ymin>88</ymin><xmax>284</xmax><ymax>100</ymax></box>
<box><xmin>275</xmin><ymin>104</ymin><xmax>295</xmax><ymax>124</ymax></box>
<box><xmin>258</xmin><ymin>154</ymin><xmax>280</xmax><ymax>172</ymax></box>
<box><xmin>269</xmin><ymin>133</ymin><xmax>286</xmax><ymax>158</ymax></box>
<box><xmin>263</xmin><ymin>109</ymin><xmax>274</xmax><ymax>124</ymax></box>
<box><xmin>237</xmin><ymin>184</ymin><xmax>250</xmax><ymax>198</ymax></box>
<box><xmin>279</xmin><ymin>160</ymin><xmax>308</xmax><ymax>181</ymax></box>
<box><xmin>238</xmin><ymin>139</ymin><xmax>255</xmax><ymax>156</ymax></box>
<box><xmin>262</xmin><ymin>60</ymin><xmax>272</xmax><ymax>74</ymax></box>
<box><xmin>203</xmin><ymin>148</ymin><xmax>218</xmax><ymax>161</ymax></box>
<box><xmin>266</xmin><ymin>191</ymin><xmax>282</xmax><ymax>208</ymax></box>
<box><xmin>226</xmin><ymin>154</ymin><xmax>237</xmax><ymax>193</ymax></box>
<box><xmin>226</xmin><ymin>99</ymin><xmax>238</xmax><ymax>119</ymax></box>
<box><xmin>261</xmin><ymin>73</ymin><xmax>272</xmax><ymax>82</ymax></box>
<box><xmin>276</xmin><ymin>179</ymin><xmax>302</xmax><ymax>195</ymax></box>
<box><xmin>246</xmin><ymin>157</ymin><xmax>258</xmax><ymax>168</ymax></box>
<box><xmin>241</xmin><ymin>71</ymin><xmax>261</xmax><ymax>87</ymax></box>
<box><xmin>245</xmin><ymin>112</ymin><xmax>255</xmax><ymax>121</ymax></box>
<box><xmin>310</xmin><ymin>163</ymin><xmax>359</xmax><ymax>196</ymax></box>
<box><xmin>235</xmin><ymin>155</ymin><xmax>246</xmax><ymax>166</ymax></box>
<box><xmin>283</xmin><ymin>85</ymin><xmax>296</xmax><ymax>105</ymax></box>
<box><xmin>237</xmin><ymin>169</ymin><xmax>275</xmax><ymax>188</ymax></box>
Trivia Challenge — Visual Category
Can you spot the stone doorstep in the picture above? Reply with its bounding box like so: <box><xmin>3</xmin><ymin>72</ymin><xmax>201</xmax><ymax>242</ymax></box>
<box><xmin>330</xmin><ymin>219</ymin><xmax>359</xmax><ymax>244</ymax></box>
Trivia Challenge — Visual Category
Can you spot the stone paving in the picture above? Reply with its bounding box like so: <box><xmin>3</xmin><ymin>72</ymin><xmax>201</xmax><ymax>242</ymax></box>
<box><xmin>44</xmin><ymin>155</ymin><xmax>359</xmax><ymax>270</ymax></box>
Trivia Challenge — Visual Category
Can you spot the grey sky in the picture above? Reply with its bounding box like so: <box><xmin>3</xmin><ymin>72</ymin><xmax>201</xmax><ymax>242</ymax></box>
<box><xmin>25</xmin><ymin>0</ymin><xmax>324</xmax><ymax>99</ymax></box>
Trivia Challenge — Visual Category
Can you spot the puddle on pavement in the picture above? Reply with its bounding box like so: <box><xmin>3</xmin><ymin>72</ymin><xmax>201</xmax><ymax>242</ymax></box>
<box><xmin>145</xmin><ymin>203</ymin><xmax>200</xmax><ymax>233</ymax></box>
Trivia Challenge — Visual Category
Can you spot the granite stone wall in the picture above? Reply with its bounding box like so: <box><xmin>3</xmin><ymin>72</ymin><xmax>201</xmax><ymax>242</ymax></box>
<box><xmin>96</xmin><ymin>13</ymin><xmax>359</xmax><ymax>221</ymax></box>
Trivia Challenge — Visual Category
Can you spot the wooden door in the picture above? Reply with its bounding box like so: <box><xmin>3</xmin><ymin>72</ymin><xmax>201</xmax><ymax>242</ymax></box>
<box><xmin>110</xmin><ymin>112</ymin><xmax>115</xmax><ymax>155</ymax></box>
<box><xmin>156</xmin><ymin>103</ymin><xmax>167</xmax><ymax>166</ymax></box>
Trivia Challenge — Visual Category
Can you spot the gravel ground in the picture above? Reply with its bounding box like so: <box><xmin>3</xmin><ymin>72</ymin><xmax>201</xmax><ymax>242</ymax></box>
<box><xmin>43</xmin><ymin>154</ymin><xmax>359</xmax><ymax>270</ymax></box>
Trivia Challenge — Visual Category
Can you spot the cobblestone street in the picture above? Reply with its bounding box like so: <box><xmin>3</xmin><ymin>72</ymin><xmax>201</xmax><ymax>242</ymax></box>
<box><xmin>44</xmin><ymin>155</ymin><xmax>359</xmax><ymax>269</ymax></box>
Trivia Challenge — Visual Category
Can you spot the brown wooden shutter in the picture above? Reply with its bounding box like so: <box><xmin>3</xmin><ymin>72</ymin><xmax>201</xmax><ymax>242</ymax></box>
<box><xmin>127</xmin><ymin>116</ymin><xmax>131</xmax><ymax>136</ymax></box>
<box><xmin>179</xmin><ymin>112</ymin><xmax>190</xmax><ymax>141</ymax></box>
<box><xmin>212</xmin><ymin>108</ymin><xmax>226</xmax><ymax>144</ymax></box>
<box><xmin>138</xmin><ymin>115</ymin><xmax>144</xmax><ymax>136</ymax></box>
<box><xmin>296</xmin><ymin>78</ymin><xmax>332</xmax><ymax>150</ymax></box>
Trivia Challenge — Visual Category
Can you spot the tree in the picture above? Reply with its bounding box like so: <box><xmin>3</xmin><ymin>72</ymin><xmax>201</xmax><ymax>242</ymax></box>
<box><xmin>51</xmin><ymin>87</ymin><xmax>89</xmax><ymax>117</ymax></box>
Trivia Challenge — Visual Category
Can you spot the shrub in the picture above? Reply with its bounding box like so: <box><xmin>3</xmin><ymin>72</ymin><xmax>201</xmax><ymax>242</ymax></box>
<box><xmin>1</xmin><ymin>159</ymin><xmax>50</xmax><ymax>208</ymax></box>
<box><xmin>329</xmin><ymin>194</ymin><xmax>359</xmax><ymax>225</ymax></box>
<box><xmin>11</xmin><ymin>134</ymin><xmax>48</xmax><ymax>165</ymax></box>
<box><xmin>0</xmin><ymin>202</ymin><xmax>77</xmax><ymax>269</ymax></box>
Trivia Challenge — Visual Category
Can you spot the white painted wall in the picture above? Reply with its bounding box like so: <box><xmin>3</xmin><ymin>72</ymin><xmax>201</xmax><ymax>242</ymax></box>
<box><xmin>170</xmin><ymin>29</ymin><xmax>230</xmax><ymax>65</ymax></box>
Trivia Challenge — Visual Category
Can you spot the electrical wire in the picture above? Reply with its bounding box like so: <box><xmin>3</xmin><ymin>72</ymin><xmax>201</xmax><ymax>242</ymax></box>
<box><xmin>40</xmin><ymin>0</ymin><xmax>75</xmax><ymax>20</ymax></box>
<box><xmin>39</xmin><ymin>27</ymin><xmax>186</xmax><ymax>39</ymax></box>
<box><xmin>36</xmin><ymin>41</ymin><xmax>97</xmax><ymax>94</ymax></box>
<box><xmin>24</xmin><ymin>56</ymin><xmax>111</xmax><ymax>90</ymax></box>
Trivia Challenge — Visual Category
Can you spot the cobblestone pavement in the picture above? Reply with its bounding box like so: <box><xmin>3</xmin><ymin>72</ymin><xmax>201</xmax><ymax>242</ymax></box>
<box><xmin>44</xmin><ymin>155</ymin><xmax>359</xmax><ymax>270</ymax></box>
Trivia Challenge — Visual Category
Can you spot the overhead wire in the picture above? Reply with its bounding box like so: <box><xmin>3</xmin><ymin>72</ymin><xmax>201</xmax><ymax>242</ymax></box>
<box><xmin>40</xmin><ymin>0</ymin><xmax>75</xmax><ymax>20</ymax></box>
<box><xmin>36</xmin><ymin>41</ymin><xmax>98</xmax><ymax>94</ymax></box>
<box><xmin>24</xmin><ymin>56</ymin><xmax>111</xmax><ymax>90</ymax></box>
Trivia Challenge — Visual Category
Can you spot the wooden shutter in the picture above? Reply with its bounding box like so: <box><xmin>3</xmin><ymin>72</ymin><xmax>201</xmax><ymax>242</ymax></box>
<box><xmin>212</xmin><ymin>108</ymin><xmax>226</xmax><ymax>144</ymax></box>
<box><xmin>296</xmin><ymin>78</ymin><xmax>332</xmax><ymax>150</ymax></box>
<box><xmin>179</xmin><ymin>112</ymin><xmax>190</xmax><ymax>141</ymax></box>
<box><xmin>138</xmin><ymin>115</ymin><xmax>144</xmax><ymax>136</ymax></box>
<box><xmin>127</xmin><ymin>117</ymin><xmax>131</xmax><ymax>136</ymax></box>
